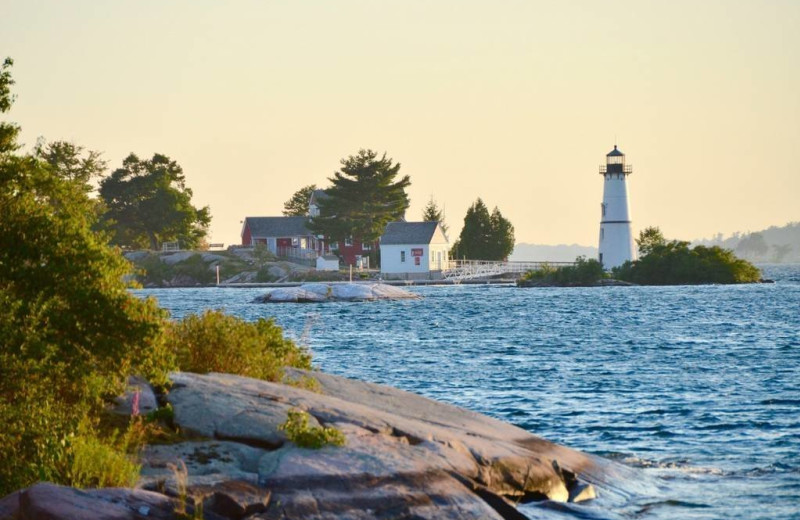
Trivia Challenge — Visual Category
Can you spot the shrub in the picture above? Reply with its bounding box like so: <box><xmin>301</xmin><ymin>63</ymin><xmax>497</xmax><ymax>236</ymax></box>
<box><xmin>168</xmin><ymin>310</ymin><xmax>312</xmax><ymax>381</ymax></box>
<box><xmin>0</xmin><ymin>59</ymin><xmax>173</xmax><ymax>494</ymax></box>
<box><xmin>519</xmin><ymin>257</ymin><xmax>606</xmax><ymax>286</ymax></box>
<box><xmin>279</xmin><ymin>409</ymin><xmax>346</xmax><ymax>449</ymax></box>
<box><xmin>68</xmin><ymin>430</ymin><xmax>141</xmax><ymax>489</ymax></box>
<box><xmin>613</xmin><ymin>231</ymin><xmax>762</xmax><ymax>285</ymax></box>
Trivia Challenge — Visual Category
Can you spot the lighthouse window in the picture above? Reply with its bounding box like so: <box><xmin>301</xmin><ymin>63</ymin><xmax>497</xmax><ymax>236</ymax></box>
<box><xmin>601</xmin><ymin>203</ymin><xmax>606</xmax><ymax>217</ymax></box>
<box><xmin>601</xmin><ymin>227</ymin><xmax>605</xmax><ymax>240</ymax></box>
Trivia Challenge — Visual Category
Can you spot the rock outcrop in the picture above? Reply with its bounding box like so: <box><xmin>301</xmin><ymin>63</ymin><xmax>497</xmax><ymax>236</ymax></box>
<box><xmin>2</xmin><ymin>369</ymin><xmax>646</xmax><ymax>519</ymax></box>
<box><xmin>138</xmin><ymin>370</ymin><xmax>612</xmax><ymax>519</ymax></box>
<box><xmin>254</xmin><ymin>283</ymin><xmax>421</xmax><ymax>303</ymax></box>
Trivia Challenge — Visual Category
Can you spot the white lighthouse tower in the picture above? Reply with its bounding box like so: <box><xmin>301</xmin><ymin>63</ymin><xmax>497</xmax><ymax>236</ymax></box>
<box><xmin>598</xmin><ymin>145</ymin><xmax>636</xmax><ymax>269</ymax></box>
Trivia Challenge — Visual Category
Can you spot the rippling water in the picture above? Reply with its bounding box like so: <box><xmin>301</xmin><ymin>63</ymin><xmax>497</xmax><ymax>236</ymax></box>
<box><xmin>135</xmin><ymin>264</ymin><xmax>800</xmax><ymax>519</ymax></box>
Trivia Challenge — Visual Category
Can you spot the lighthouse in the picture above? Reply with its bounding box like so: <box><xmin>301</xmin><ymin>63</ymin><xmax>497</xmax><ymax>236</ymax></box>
<box><xmin>598</xmin><ymin>145</ymin><xmax>635</xmax><ymax>269</ymax></box>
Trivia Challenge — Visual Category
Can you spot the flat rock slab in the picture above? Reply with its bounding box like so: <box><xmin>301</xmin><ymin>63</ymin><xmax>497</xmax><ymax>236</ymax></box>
<box><xmin>254</xmin><ymin>283</ymin><xmax>421</xmax><ymax>303</ymax></box>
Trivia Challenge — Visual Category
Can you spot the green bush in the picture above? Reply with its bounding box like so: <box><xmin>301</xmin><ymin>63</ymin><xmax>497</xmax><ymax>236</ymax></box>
<box><xmin>68</xmin><ymin>431</ymin><xmax>141</xmax><ymax>489</ymax></box>
<box><xmin>169</xmin><ymin>310</ymin><xmax>312</xmax><ymax>381</ymax></box>
<box><xmin>0</xmin><ymin>59</ymin><xmax>173</xmax><ymax>495</ymax></box>
<box><xmin>613</xmin><ymin>230</ymin><xmax>761</xmax><ymax>285</ymax></box>
<box><xmin>519</xmin><ymin>256</ymin><xmax>606</xmax><ymax>286</ymax></box>
<box><xmin>279</xmin><ymin>409</ymin><xmax>346</xmax><ymax>449</ymax></box>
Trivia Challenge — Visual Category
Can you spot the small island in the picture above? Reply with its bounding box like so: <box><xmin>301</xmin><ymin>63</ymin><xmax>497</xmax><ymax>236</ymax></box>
<box><xmin>518</xmin><ymin>227</ymin><xmax>763</xmax><ymax>287</ymax></box>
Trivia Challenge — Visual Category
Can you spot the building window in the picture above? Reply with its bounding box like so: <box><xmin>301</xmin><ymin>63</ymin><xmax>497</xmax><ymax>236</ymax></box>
<box><xmin>344</xmin><ymin>236</ymin><xmax>353</xmax><ymax>247</ymax></box>
<box><xmin>362</xmin><ymin>243</ymin><xmax>371</xmax><ymax>251</ymax></box>
<box><xmin>401</xmin><ymin>251</ymin><xmax>406</xmax><ymax>263</ymax></box>
<box><xmin>600</xmin><ymin>227</ymin><xmax>604</xmax><ymax>240</ymax></box>
<box><xmin>601</xmin><ymin>203</ymin><xmax>606</xmax><ymax>217</ymax></box>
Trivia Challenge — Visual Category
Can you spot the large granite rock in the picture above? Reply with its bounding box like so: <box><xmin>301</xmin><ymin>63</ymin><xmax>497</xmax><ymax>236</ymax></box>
<box><xmin>2</xmin><ymin>370</ymin><xmax>648</xmax><ymax>519</ymax></box>
<box><xmin>254</xmin><ymin>283</ymin><xmax>420</xmax><ymax>303</ymax></box>
<box><xmin>132</xmin><ymin>370</ymin><xmax>637</xmax><ymax>519</ymax></box>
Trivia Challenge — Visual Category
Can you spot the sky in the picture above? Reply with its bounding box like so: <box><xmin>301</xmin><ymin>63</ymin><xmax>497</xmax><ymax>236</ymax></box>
<box><xmin>2</xmin><ymin>0</ymin><xmax>799</xmax><ymax>247</ymax></box>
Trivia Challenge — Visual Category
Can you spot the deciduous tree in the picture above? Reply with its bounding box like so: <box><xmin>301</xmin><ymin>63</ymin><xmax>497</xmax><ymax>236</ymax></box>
<box><xmin>636</xmin><ymin>226</ymin><xmax>666</xmax><ymax>257</ymax></box>
<box><xmin>283</xmin><ymin>184</ymin><xmax>317</xmax><ymax>216</ymax></box>
<box><xmin>99</xmin><ymin>153</ymin><xmax>211</xmax><ymax>250</ymax></box>
<box><xmin>34</xmin><ymin>139</ymin><xmax>106</xmax><ymax>189</ymax></box>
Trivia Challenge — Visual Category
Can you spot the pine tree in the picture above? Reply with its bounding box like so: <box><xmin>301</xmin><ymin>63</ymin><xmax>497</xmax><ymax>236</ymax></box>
<box><xmin>421</xmin><ymin>197</ymin><xmax>448</xmax><ymax>235</ymax></box>
<box><xmin>309</xmin><ymin>149</ymin><xmax>410</xmax><ymax>242</ymax></box>
<box><xmin>455</xmin><ymin>198</ymin><xmax>515</xmax><ymax>260</ymax></box>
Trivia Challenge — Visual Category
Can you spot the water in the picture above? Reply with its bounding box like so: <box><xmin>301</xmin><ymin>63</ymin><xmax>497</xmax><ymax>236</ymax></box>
<box><xmin>134</xmin><ymin>264</ymin><xmax>800</xmax><ymax>519</ymax></box>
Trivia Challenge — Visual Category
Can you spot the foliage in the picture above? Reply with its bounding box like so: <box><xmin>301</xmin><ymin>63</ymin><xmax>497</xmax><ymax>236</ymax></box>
<box><xmin>67</xmin><ymin>429</ymin><xmax>141</xmax><ymax>489</ymax></box>
<box><xmin>168</xmin><ymin>310</ymin><xmax>312</xmax><ymax>381</ymax></box>
<box><xmin>613</xmin><ymin>228</ymin><xmax>762</xmax><ymax>285</ymax></box>
<box><xmin>0</xmin><ymin>57</ymin><xmax>19</xmax><ymax>153</ymax></box>
<box><xmin>279</xmin><ymin>409</ymin><xmax>346</xmax><ymax>449</ymax></box>
<box><xmin>454</xmin><ymin>198</ymin><xmax>515</xmax><ymax>260</ymax></box>
<box><xmin>636</xmin><ymin>226</ymin><xmax>665</xmax><ymax>257</ymax></box>
<box><xmin>309</xmin><ymin>149</ymin><xmax>410</xmax><ymax>243</ymax></box>
<box><xmin>0</xmin><ymin>59</ymin><xmax>173</xmax><ymax>494</ymax></box>
<box><xmin>283</xmin><ymin>184</ymin><xmax>316</xmax><ymax>216</ymax></box>
<box><xmin>421</xmin><ymin>196</ymin><xmax>448</xmax><ymax>235</ymax></box>
<box><xmin>34</xmin><ymin>139</ymin><xmax>107</xmax><ymax>187</ymax></box>
<box><xmin>519</xmin><ymin>256</ymin><xmax>606</xmax><ymax>286</ymax></box>
<box><xmin>99</xmin><ymin>153</ymin><xmax>211</xmax><ymax>250</ymax></box>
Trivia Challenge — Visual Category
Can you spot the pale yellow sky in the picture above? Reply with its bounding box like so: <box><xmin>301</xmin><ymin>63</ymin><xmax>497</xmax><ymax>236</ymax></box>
<box><xmin>3</xmin><ymin>0</ymin><xmax>798</xmax><ymax>246</ymax></box>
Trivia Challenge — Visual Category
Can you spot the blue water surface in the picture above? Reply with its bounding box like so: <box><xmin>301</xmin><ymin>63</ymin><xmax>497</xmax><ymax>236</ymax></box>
<box><xmin>134</xmin><ymin>264</ymin><xmax>800</xmax><ymax>520</ymax></box>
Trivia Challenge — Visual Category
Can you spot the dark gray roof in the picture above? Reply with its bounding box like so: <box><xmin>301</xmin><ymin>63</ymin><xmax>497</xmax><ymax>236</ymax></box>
<box><xmin>607</xmin><ymin>145</ymin><xmax>624</xmax><ymax>156</ymax></box>
<box><xmin>244</xmin><ymin>216</ymin><xmax>312</xmax><ymax>238</ymax></box>
<box><xmin>381</xmin><ymin>221</ymin><xmax>442</xmax><ymax>245</ymax></box>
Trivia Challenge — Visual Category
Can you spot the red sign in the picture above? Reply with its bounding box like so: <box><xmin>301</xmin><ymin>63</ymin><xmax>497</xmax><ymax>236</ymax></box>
<box><xmin>411</xmin><ymin>248</ymin><xmax>423</xmax><ymax>257</ymax></box>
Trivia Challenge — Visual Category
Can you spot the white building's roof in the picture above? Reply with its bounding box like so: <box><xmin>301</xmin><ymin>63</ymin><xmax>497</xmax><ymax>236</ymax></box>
<box><xmin>381</xmin><ymin>221</ymin><xmax>445</xmax><ymax>245</ymax></box>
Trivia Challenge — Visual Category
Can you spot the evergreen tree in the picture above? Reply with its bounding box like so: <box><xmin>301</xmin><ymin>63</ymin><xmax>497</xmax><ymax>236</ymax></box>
<box><xmin>309</xmin><ymin>149</ymin><xmax>410</xmax><ymax>242</ymax></box>
<box><xmin>455</xmin><ymin>198</ymin><xmax>515</xmax><ymax>260</ymax></box>
<box><xmin>99</xmin><ymin>153</ymin><xmax>211</xmax><ymax>250</ymax></box>
<box><xmin>457</xmin><ymin>198</ymin><xmax>492</xmax><ymax>259</ymax></box>
<box><xmin>421</xmin><ymin>196</ymin><xmax>448</xmax><ymax>235</ymax></box>
<box><xmin>283</xmin><ymin>184</ymin><xmax>316</xmax><ymax>216</ymax></box>
<box><xmin>490</xmin><ymin>207</ymin><xmax>515</xmax><ymax>260</ymax></box>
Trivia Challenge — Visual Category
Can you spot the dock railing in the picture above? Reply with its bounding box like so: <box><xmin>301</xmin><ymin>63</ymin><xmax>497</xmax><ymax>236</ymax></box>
<box><xmin>442</xmin><ymin>259</ymin><xmax>576</xmax><ymax>282</ymax></box>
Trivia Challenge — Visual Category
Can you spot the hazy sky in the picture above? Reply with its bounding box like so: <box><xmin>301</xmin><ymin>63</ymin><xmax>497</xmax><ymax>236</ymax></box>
<box><xmin>3</xmin><ymin>0</ymin><xmax>798</xmax><ymax>247</ymax></box>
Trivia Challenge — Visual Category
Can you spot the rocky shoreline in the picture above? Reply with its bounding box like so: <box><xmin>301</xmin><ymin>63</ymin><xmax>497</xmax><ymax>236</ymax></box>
<box><xmin>0</xmin><ymin>369</ymin><xmax>642</xmax><ymax>520</ymax></box>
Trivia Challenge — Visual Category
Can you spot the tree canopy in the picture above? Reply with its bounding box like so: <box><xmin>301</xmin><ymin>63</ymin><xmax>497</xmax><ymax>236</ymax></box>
<box><xmin>283</xmin><ymin>184</ymin><xmax>316</xmax><ymax>216</ymax></box>
<box><xmin>636</xmin><ymin>226</ymin><xmax>666</xmax><ymax>257</ymax></box>
<box><xmin>99</xmin><ymin>153</ymin><xmax>211</xmax><ymax>250</ymax></box>
<box><xmin>614</xmin><ymin>227</ymin><xmax>761</xmax><ymax>285</ymax></box>
<box><xmin>34</xmin><ymin>139</ymin><xmax>106</xmax><ymax>188</ymax></box>
<box><xmin>421</xmin><ymin>197</ymin><xmax>448</xmax><ymax>235</ymax></box>
<box><xmin>309</xmin><ymin>149</ymin><xmax>410</xmax><ymax>243</ymax></box>
<box><xmin>452</xmin><ymin>198</ymin><xmax>515</xmax><ymax>260</ymax></box>
<box><xmin>0</xmin><ymin>59</ymin><xmax>172</xmax><ymax>491</ymax></box>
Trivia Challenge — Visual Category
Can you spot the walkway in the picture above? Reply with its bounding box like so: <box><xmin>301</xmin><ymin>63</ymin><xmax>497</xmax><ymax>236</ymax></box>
<box><xmin>442</xmin><ymin>260</ymin><xmax>575</xmax><ymax>283</ymax></box>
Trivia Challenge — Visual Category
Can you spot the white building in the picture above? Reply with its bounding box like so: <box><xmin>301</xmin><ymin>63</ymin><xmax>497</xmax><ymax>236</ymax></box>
<box><xmin>598</xmin><ymin>145</ymin><xmax>636</xmax><ymax>269</ymax></box>
<box><xmin>380</xmin><ymin>221</ymin><xmax>450</xmax><ymax>279</ymax></box>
